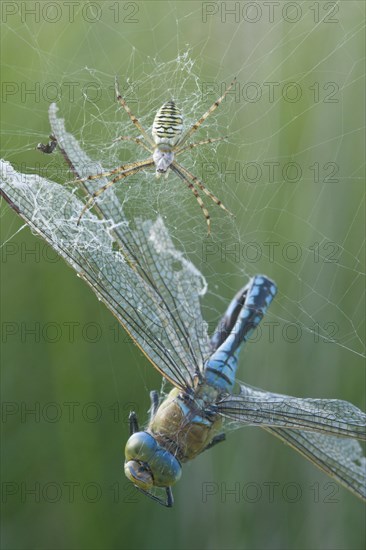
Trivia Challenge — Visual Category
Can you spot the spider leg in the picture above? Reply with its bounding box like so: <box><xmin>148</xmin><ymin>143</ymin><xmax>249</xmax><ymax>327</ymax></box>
<box><xmin>170</xmin><ymin>163</ymin><xmax>212</xmax><ymax>235</ymax></box>
<box><xmin>177</xmin><ymin>77</ymin><xmax>236</xmax><ymax>147</ymax></box>
<box><xmin>173</xmin><ymin>161</ymin><xmax>233</xmax><ymax>217</ymax></box>
<box><xmin>113</xmin><ymin>136</ymin><xmax>152</xmax><ymax>154</ymax></box>
<box><xmin>77</xmin><ymin>159</ymin><xmax>154</xmax><ymax>225</ymax></box>
<box><xmin>74</xmin><ymin>159</ymin><xmax>153</xmax><ymax>184</ymax></box>
<box><xmin>115</xmin><ymin>77</ymin><xmax>155</xmax><ymax>148</ymax></box>
<box><xmin>175</xmin><ymin>136</ymin><xmax>228</xmax><ymax>156</ymax></box>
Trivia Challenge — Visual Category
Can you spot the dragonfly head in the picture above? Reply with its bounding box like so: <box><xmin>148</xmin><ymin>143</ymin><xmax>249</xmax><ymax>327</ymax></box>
<box><xmin>124</xmin><ymin>431</ymin><xmax>182</xmax><ymax>491</ymax></box>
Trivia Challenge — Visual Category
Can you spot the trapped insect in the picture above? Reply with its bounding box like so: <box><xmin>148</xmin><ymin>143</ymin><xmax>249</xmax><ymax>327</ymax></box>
<box><xmin>36</xmin><ymin>135</ymin><xmax>57</xmax><ymax>154</ymax></box>
<box><xmin>76</xmin><ymin>77</ymin><xmax>237</xmax><ymax>233</ymax></box>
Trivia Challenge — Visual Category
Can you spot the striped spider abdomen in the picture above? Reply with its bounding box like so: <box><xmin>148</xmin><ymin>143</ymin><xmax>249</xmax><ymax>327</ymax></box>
<box><xmin>152</xmin><ymin>101</ymin><xmax>183</xmax><ymax>148</ymax></box>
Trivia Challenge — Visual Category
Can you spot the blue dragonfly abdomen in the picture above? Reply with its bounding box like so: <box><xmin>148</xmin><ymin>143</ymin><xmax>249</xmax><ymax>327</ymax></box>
<box><xmin>205</xmin><ymin>275</ymin><xmax>277</xmax><ymax>392</ymax></box>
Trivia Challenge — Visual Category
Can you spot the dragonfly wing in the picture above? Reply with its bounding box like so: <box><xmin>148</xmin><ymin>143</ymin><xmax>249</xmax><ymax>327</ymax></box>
<box><xmin>265</xmin><ymin>427</ymin><xmax>366</xmax><ymax>501</ymax></box>
<box><xmin>131</xmin><ymin>217</ymin><xmax>211</xmax><ymax>376</ymax></box>
<box><xmin>49</xmin><ymin>103</ymin><xmax>211</xmax><ymax>377</ymax></box>
<box><xmin>217</xmin><ymin>383</ymin><xmax>366</xmax><ymax>440</ymax></box>
<box><xmin>0</xmin><ymin>161</ymin><xmax>205</xmax><ymax>391</ymax></box>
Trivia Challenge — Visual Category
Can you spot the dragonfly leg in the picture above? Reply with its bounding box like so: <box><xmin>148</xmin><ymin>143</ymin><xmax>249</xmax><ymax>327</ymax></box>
<box><xmin>128</xmin><ymin>411</ymin><xmax>139</xmax><ymax>435</ymax></box>
<box><xmin>135</xmin><ymin>485</ymin><xmax>174</xmax><ymax>507</ymax></box>
<box><xmin>203</xmin><ymin>433</ymin><xmax>226</xmax><ymax>451</ymax></box>
<box><xmin>166</xmin><ymin>487</ymin><xmax>174</xmax><ymax>508</ymax></box>
<box><xmin>149</xmin><ymin>390</ymin><xmax>159</xmax><ymax>420</ymax></box>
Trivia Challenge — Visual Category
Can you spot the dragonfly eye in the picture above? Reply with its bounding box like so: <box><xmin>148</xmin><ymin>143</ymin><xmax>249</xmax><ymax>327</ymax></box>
<box><xmin>125</xmin><ymin>431</ymin><xmax>157</xmax><ymax>462</ymax></box>
<box><xmin>124</xmin><ymin>431</ymin><xmax>182</xmax><ymax>489</ymax></box>
<box><xmin>150</xmin><ymin>449</ymin><xmax>182</xmax><ymax>487</ymax></box>
<box><xmin>125</xmin><ymin>460</ymin><xmax>154</xmax><ymax>490</ymax></box>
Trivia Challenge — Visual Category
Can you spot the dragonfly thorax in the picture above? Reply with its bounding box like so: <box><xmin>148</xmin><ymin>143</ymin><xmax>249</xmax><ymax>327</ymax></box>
<box><xmin>149</xmin><ymin>388</ymin><xmax>222</xmax><ymax>463</ymax></box>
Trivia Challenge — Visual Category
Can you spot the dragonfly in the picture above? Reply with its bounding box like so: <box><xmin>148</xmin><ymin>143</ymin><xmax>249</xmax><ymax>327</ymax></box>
<box><xmin>1</xmin><ymin>103</ymin><xmax>365</xmax><ymax>507</ymax></box>
<box><xmin>125</xmin><ymin>274</ymin><xmax>366</xmax><ymax>506</ymax></box>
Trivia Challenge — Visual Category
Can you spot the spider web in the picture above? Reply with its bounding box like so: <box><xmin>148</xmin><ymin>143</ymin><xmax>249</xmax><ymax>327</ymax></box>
<box><xmin>1</xmin><ymin>2</ymin><xmax>365</xmax><ymax>548</ymax></box>
<box><xmin>1</xmin><ymin>4</ymin><xmax>364</xmax><ymax>381</ymax></box>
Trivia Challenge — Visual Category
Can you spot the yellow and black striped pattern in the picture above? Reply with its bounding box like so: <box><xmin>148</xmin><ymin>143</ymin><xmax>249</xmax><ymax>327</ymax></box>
<box><xmin>152</xmin><ymin>101</ymin><xmax>183</xmax><ymax>147</ymax></box>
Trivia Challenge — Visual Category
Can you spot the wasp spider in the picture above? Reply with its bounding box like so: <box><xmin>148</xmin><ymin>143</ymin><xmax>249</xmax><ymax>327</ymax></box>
<box><xmin>77</xmin><ymin>77</ymin><xmax>236</xmax><ymax>233</ymax></box>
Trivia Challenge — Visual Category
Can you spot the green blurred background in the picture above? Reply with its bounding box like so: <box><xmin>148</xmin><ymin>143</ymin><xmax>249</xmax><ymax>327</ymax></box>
<box><xmin>1</xmin><ymin>2</ymin><xmax>365</xmax><ymax>549</ymax></box>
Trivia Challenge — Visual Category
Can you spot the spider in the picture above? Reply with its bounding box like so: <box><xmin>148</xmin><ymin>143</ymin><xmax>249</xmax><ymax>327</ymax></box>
<box><xmin>76</xmin><ymin>77</ymin><xmax>237</xmax><ymax>233</ymax></box>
